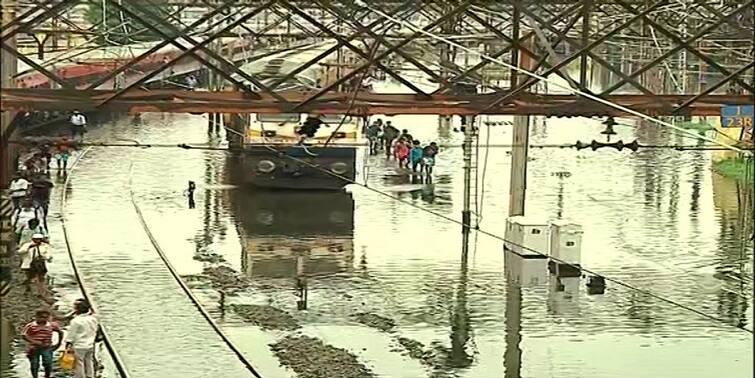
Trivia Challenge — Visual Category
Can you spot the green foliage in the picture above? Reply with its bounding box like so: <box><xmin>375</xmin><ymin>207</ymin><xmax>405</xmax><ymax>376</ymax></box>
<box><xmin>85</xmin><ymin>2</ymin><xmax>174</xmax><ymax>45</ymax></box>
<box><xmin>675</xmin><ymin>121</ymin><xmax>714</xmax><ymax>136</ymax></box>
<box><xmin>713</xmin><ymin>157</ymin><xmax>755</xmax><ymax>182</ymax></box>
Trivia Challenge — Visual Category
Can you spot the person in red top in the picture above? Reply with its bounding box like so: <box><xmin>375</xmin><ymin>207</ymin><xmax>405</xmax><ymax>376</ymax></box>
<box><xmin>22</xmin><ymin>309</ymin><xmax>63</xmax><ymax>378</ymax></box>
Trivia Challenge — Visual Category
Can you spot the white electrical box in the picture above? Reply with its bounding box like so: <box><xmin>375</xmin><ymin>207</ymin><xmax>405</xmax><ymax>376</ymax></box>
<box><xmin>549</xmin><ymin>220</ymin><xmax>583</xmax><ymax>264</ymax></box>
<box><xmin>504</xmin><ymin>216</ymin><xmax>550</xmax><ymax>257</ymax></box>
<box><xmin>504</xmin><ymin>216</ymin><xmax>548</xmax><ymax>286</ymax></box>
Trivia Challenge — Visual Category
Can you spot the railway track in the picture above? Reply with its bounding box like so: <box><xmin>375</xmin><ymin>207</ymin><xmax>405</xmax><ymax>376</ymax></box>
<box><xmin>59</xmin><ymin>147</ymin><xmax>132</xmax><ymax>378</ymax></box>
<box><xmin>59</xmin><ymin>147</ymin><xmax>262</xmax><ymax>377</ymax></box>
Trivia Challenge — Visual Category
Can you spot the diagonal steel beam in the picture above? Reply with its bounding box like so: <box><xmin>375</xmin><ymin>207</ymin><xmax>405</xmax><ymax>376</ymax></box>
<box><xmin>673</xmin><ymin>61</ymin><xmax>755</xmax><ymax>114</ymax></box>
<box><xmin>0</xmin><ymin>0</ymin><xmax>58</xmax><ymax>35</ymax></box>
<box><xmin>86</xmin><ymin>1</ymin><xmax>235</xmax><ymax>90</ymax></box>
<box><xmin>1</xmin><ymin>0</ymin><xmax>77</xmax><ymax>42</ymax></box>
<box><xmin>318</xmin><ymin>0</ymin><xmax>446</xmax><ymax>86</ymax></box>
<box><xmin>287</xmin><ymin>0</ymin><xmax>432</xmax><ymax>96</ymax></box>
<box><xmin>465</xmin><ymin>9</ymin><xmax>582</xmax><ymax>91</ymax></box>
<box><xmin>293</xmin><ymin>0</ymin><xmax>475</xmax><ymax>111</ymax></box>
<box><xmin>110</xmin><ymin>0</ymin><xmax>284</xmax><ymax>102</ymax></box>
<box><xmin>432</xmin><ymin>2</ymin><xmax>583</xmax><ymax>94</ymax></box>
<box><xmin>612</xmin><ymin>0</ymin><xmax>754</xmax><ymax>93</ymax></box>
<box><xmin>98</xmin><ymin>1</ymin><xmax>277</xmax><ymax>107</ymax></box>
<box><xmin>129</xmin><ymin>0</ymin><xmax>289</xmax><ymax>101</ymax></box>
<box><xmin>517</xmin><ymin>4</ymin><xmax>655</xmax><ymax>96</ymax></box>
<box><xmin>108</xmin><ymin>1</ymin><xmax>261</xmax><ymax>95</ymax></box>
<box><xmin>268</xmin><ymin>0</ymin><xmax>419</xmax><ymax>90</ymax></box>
<box><xmin>0</xmin><ymin>40</ymin><xmax>73</xmax><ymax>89</ymax></box>
<box><xmin>485</xmin><ymin>0</ymin><xmax>667</xmax><ymax>109</ymax></box>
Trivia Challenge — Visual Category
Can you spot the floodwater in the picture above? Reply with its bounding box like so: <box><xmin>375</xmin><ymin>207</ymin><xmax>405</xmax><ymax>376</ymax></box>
<box><xmin>6</xmin><ymin>96</ymin><xmax>754</xmax><ymax>377</ymax></box>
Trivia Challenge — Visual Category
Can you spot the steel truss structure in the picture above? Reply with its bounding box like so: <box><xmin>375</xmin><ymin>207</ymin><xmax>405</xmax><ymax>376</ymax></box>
<box><xmin>1</xmin><ymin>0</ymin><xmax>753</xmax><ymax>117</ymax></box>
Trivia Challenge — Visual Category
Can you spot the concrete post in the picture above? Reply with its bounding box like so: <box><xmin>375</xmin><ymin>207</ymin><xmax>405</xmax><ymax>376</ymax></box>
<box><xmin>508</xmin><ymin>116</ymin><xmax>530</xmax><ymax>217</ymax></box>
<box><xmin>461</xmin><ymin>116</ymin><xmax>474</xmax><ymax>231</ymax></box>
<box><xmin>1</xmin><ymin>0</ymin><xmax>18</xmax><ymax>188</ymax></box>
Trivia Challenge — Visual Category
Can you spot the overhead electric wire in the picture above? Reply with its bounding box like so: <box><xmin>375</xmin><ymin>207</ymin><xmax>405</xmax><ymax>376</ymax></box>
<box><xmin>126</xmin><ymin>163</ymin><xmax>263</xmax><ymax>378</ymax></box>
<box><xmin>11</xmin><ymin>139</ymin><xmax>752</xmax><ymax>151</ymax></box>
<box><xmin>250</xmin><ymin>140</ymin><xmax>753</xmax><ymax>334</ymax></box>
<box><xmin>356</xmin><ymin>1</ymin><xmax>750</xmax><ymax>155</ymax></box>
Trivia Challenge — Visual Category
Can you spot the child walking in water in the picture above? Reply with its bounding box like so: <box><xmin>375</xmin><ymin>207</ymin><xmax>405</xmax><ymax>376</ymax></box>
<box><xmin>393</xmin><ymin>138</ymin><xmax>409</xmax><ymax>169</ymax></box>
<box><xmin>410</xmin><ymin>140</ymin><xmax>424</xmax><ymax>173</ymax></box>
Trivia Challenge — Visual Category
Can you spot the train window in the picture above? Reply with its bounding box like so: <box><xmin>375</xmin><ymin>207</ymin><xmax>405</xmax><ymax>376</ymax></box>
<box><xmin>320</xmin><ymin>115</ymin><xmax>353</xmax><ymax>124</ymax></box>
<box><xmin>257</xmin><ymin>113</ymin><xmax>299</xmax><ymax>123</ymax></box>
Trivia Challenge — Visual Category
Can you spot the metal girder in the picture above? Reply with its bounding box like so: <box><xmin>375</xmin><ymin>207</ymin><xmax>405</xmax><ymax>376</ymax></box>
<box><xmin>2</xmin><ymin>88</ymin><xmax>751</xmax><ymax>116</ymax></box>
<box><xmin>315</xmin><ymin>0</ymin><xmax>449</xmax><ymax>89</ymax></box>
<box><xmin>86</xmin><ymin>2</ymin><xmax>236</xmax><ymax>90</ymax></box>
<box><xmin>614</xmin><ymin>0</ymin><xmax>753</xmax><ymax>91</ymax></box>
<box><xmin>0</xmin><ymin>0</ymin><xmax>72</xmax><ymax>41</ymax></box>
<box><xmin>99</xmin><ymin>0</ymin><xmax>279</xmax><ymax>107</ymax></box>
<box><xmin>0</xmin><ymin>40</ymin><xmax>73</xmax><ymax>89</ymax></box>
<box><xmin>292</xmin><ymin>0</ymin><xmax>475</xmax><ymax>111</ymax></box>
<box><xmin>673</xmin><ymin>61</ymin><xmax>755</xmax><ymax>114</ymax></box>
<box><xmin>267</xmin><ymin>0</ymin><xmax>419</xmax><ymax>90</ymax></box>
<box><xmin>486</xmin><ymin>0</ymin><xmax>667</xmax><ymax>109</ymax></box>
<box><xmin>108</xmin><ymin>0</ymin><xmax>284</xmax><ymax>102</ymax></box>
<box><xmin>465</xmin><ymin>8</ymin><xmax>583</xmax><ymax>91</ymax></box>
<box><xmin>432</xmin><ymin>2</ymin><xmax>584</xmax><ymax>94</ymax></box>
<box><xmin>516</xmin><ymin>4</ymin><xmax>655</xmax><ymax>96</ymax></box>
<box><xmin>604</xmin><ymin>0</ymin><xmax>754</xmax><ymax>94</ymax></box>
<box><xmin>281</xmin><ymin>0</ymin><xmax>431</xmax><ymax>97</ymax></box>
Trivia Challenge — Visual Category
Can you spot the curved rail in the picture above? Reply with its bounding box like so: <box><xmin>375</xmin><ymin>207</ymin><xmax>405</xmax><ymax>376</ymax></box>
<box><xmin>59</xmin><ymin>147</ymin><xmax>133</xmax><ymax>378</ymax></box>
<box><xmin>126</xmin><ymin>164</ymin><xmax>262</xmax><ymax>377</ymax></box>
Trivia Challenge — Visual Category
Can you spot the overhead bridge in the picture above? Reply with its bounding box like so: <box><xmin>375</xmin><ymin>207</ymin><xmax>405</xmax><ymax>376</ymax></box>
<box><xmin>1</xmin><ymin>88</ymin><xmax>750</xmax><ymax>117</ymax></box>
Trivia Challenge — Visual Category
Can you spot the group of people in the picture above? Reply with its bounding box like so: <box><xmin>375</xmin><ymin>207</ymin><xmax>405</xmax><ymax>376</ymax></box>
<box><xmin>23</xmin><ymin>299</ymin><xmax>101</xmax><ymax>378</ymax></box>
<box><xmin>365</xmin><ymin>119</ymin><xmax>440</xmax><ymax>175</ymax></box>
<box><xmin>10</xmin><ymin>156</ymin><xmax>57</xmax><ymax>298</ymax></box>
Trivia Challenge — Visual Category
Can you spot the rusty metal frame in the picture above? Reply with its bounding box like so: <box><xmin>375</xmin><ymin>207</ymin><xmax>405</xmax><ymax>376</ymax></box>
<box><xmin>613</xmin><ymin>0</ymin><xmax>754</xmax><ymax>92</ymax></box>
<box><xmin>314</xmin><ymin>0</ymin><xmax>449</xmax><ymax>88</ymax></box>
<box><xmin>291</xmin><ymin>0</ymin><xmax>476</xmax><ymax>111</ymax></box>
<box><xmin>464</xmin><ymin>8</ymin><xmax>583</xmax><ymax>91</ymax></box>
<box><xmin>673</xmin><ymin>61</ymin><xmax>755</xmax><ymax>114</ymax></box>
<box><xmin>266</xmin><ymin>0</ymin><xmax>419</xmax><ymax>90</ymax></box>
<box><xmin>99</xmin><ymin>0</ymin><xmax>279</xmax><ymax>106</ymax></box>
<box><xmin>602</xmin><ymin>0</ymin><xmax>755</xmax><ymax>95</ymax></box>
<box><xmin>515</xmin><ymin>4</ymin><xmax>656</xmax><ymax>96</ymax></box>
<box><xmin>481</xmin><ymin>0</ymin><xmax>668</xmax><ymax>112</ymax></box>
<box><xmin>433</xmin><ymin>3</ymin><xmax>584</xmax><ymax>94</ymax></box>
<box><xmin>0</xmin><ymin>0</ymin><xmax>74</xmax><ymax>41</ymax></box>
<box><xmin>86</xmin><ymin>1</ymin><xmax>236</xmax><ymax>90</ymax></box>
<box><xmin>281</xmin><ymin>0</ymin><xmax>431</xmax><ymax>96</ymax></box>
<box><xmin>108</xmin><ymin>0</ymin><xmax>283</xmax><ymax>100</ymax></box>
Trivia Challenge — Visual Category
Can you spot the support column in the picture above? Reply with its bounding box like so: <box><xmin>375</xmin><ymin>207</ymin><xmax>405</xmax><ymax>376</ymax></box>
<box><xmin>461</xmin><ymin>115</ymin><xmax>474</xmax><ymax>231</ymax></box>
<box><xmin>508</xmin><ymin>116</ymin><xmax>530</xmax><ymax>217</ymax></box>
<box><xmin>1</xmin><ymin>0</ymin><xmax>18</xmax><ymax>188</ymax></box>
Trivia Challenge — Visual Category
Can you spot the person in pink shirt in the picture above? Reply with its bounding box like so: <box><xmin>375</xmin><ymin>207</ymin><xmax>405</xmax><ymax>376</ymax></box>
<box><xmin>393</xmin><ymin>138</ymin><xmax>410</xmax><ymax>169</ymax></box>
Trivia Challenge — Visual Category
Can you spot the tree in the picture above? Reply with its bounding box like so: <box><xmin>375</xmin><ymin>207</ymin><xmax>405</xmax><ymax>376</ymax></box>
<box><xmin>85</xmin><ymin>1</ymin><xmax>174</xmax><ymax>45</ymax></box>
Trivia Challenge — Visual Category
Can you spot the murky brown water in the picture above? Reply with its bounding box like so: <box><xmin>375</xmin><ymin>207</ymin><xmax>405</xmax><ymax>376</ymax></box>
<box><xmin>4</xmin><ymin>102</ymin><xmax>753</xmax><ymax>377</ymax></box>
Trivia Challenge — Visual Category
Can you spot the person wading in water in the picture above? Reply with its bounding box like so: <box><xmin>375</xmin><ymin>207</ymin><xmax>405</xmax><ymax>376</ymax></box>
<box><xmin>22</xmin><ymin>309</ymin><xmax>63</xmax><ymax>378</ymax></box>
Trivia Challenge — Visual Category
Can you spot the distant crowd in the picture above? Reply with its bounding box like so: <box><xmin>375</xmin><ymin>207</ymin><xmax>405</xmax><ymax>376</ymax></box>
<box><xmin>365</xmin><ymin>119</ymin><xmax>439</xmax><ymax>176</ymax></box>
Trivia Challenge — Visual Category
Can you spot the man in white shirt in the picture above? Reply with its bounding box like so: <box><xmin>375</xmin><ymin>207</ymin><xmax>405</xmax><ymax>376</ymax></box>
<box><xmin>70</xmin><ymin>111</ymin><xmax>87</xmax><ymax>141</ymax></box>
<box><xmin>9</xmin><ymin>174</ymin><xmax>29</xmax><ymax>209</ymax></box>
<box><xmin>65</xmin><ymin>300</ymin><xmax>99</xmax><ymax>378</ymax></box>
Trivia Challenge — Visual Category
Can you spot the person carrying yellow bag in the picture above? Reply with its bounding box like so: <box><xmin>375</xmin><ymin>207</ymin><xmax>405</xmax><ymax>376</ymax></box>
<box><xmin>65</xmin><ymin>300</ymin><xmax>99</xmax><ymax>378</ymax></box>
<box><xmin>57</xmin><ymin>349</ymin><xmax>75</xmax><ymax>370</ymax></box>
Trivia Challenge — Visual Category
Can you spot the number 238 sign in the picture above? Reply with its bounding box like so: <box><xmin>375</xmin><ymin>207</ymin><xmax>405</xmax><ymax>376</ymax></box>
<box><xmin>721</xmin><ymin>105</ymin><xmax>754</xmax><ymax>130</ymax></box>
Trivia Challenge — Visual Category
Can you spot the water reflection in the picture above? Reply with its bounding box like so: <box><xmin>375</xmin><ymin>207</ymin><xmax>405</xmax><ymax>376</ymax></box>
<box><xmin>233</xmin><ymin>190</ymin><xmax>355</xmax><ymax>308</ymax></box>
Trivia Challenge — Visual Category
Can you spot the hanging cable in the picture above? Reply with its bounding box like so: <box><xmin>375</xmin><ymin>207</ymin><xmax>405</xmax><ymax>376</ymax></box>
<box><xmin>356</xmin><ymin>1</ymin><xmax>750</xmax><ymax>155</ymax></box>
<box><xmin>252</xmin><ymin>141</ymin><xmax>752</xmax><ymax>333</ymax></box>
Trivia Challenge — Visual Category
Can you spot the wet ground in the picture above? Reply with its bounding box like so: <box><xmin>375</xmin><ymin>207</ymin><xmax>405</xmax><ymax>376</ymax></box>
<box><xmin>4</xmin><ymin>98</ymin><xmax>754</xmax><ymax>377</ymax></box>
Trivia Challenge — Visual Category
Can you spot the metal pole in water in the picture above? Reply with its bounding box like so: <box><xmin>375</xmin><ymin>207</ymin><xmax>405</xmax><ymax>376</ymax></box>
<box><xmin>462</xmin><ymin>115</ymin><xmax>474</xmax><ymax>231</ymax></box>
